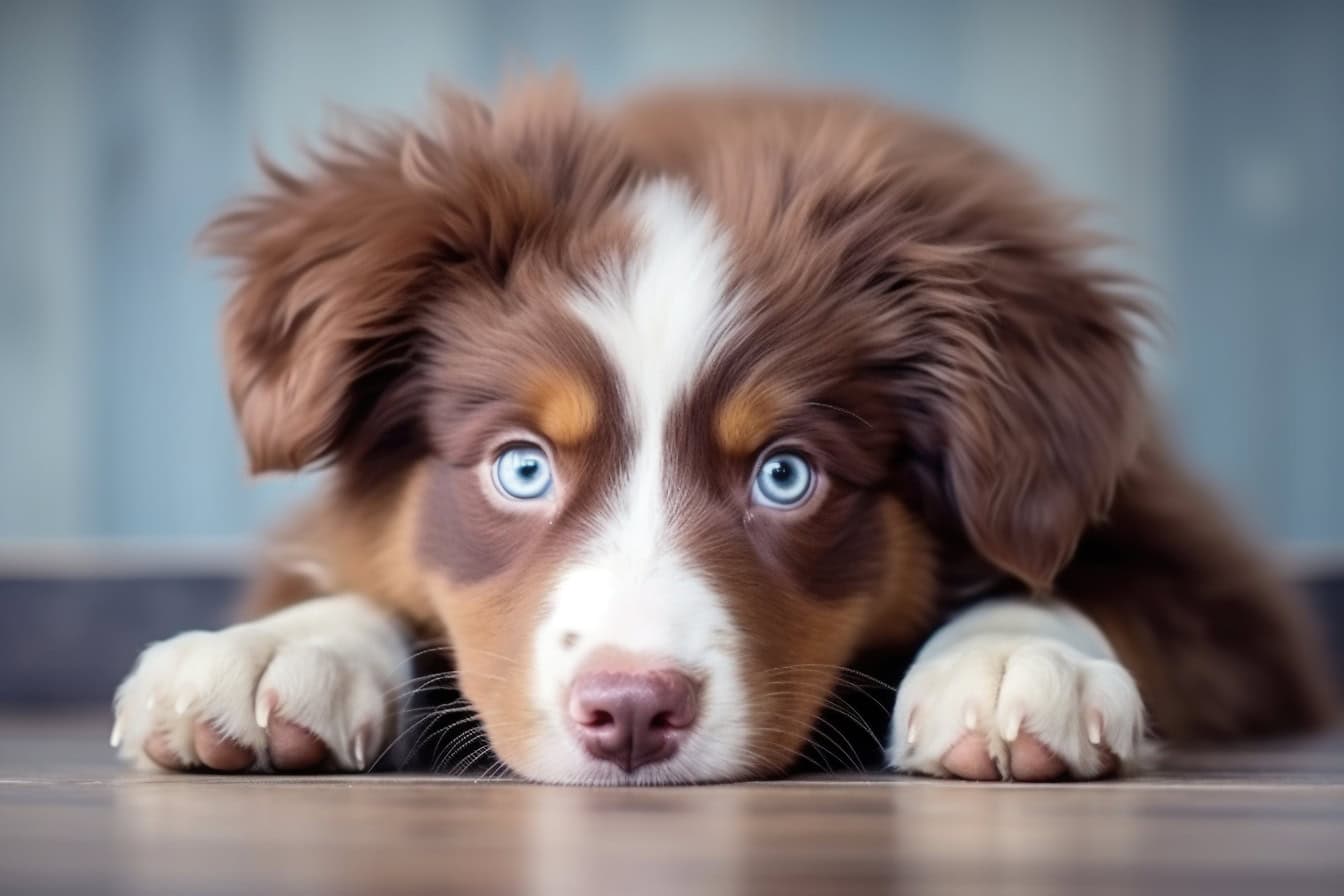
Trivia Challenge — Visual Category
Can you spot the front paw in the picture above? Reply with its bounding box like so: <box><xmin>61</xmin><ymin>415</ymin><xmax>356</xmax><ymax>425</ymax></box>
<box><xmin>112</xmin><ymin>605</ymin><xmax>404</xmax><ymax>773</ymax></box>
<box><xmin>888</xmin><ymin>635</ymin><xmax>1147</xmax><ymax>781</ymax></box>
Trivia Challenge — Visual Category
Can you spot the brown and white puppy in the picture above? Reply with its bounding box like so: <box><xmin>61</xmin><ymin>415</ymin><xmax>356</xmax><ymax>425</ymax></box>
<box><xmin>111</xmin><ymin>79</ymin><xmax>1335</xmax><ymax>784</ymax></box>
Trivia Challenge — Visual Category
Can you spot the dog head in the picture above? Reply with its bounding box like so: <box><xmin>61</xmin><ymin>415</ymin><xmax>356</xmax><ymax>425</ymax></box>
<box><xmin>205</xmin><ymin>79</ymin><xmax>1145</xmax><ymax>783</ymax></box>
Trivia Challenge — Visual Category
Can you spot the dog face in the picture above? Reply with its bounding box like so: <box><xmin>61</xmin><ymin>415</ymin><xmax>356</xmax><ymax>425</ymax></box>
<box><xmin>206</xmin><ymin>80</ymin><xmax>1144</xmax><ymax>783</ymax></box>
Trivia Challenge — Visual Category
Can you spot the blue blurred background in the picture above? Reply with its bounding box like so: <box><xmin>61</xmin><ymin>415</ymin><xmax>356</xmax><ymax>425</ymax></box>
<box><xmin>2</xmin><ymin>0</ymin><xmax>1341</xmax><ymax>552</ymax></box>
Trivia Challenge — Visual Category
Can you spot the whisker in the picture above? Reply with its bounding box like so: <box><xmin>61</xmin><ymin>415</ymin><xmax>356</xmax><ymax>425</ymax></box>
<box><xmin>445</xmin><ymin>645</ymin><xmax>519</xmax><ymax>666</ymax></box>
<box><xmin>397</xmin><ymin>697</ymin><xmax>475</xmax><ymax>726</ymax></box>
<box><xmin>809</xmin><ymin>714</ymin><xmax>866</xmax><ymax>770</ymax></box>
<box><xmin>396</xmin><ymin>717</ymin><xmax>463</xmax><ymax>771</ymax></box>
<box><xmin>411</xmin><ymin>710</ymin><xmax>484</xmax><ymax>769</ymax></box>
<box><xmin>750</xmin><ymin>684</ymin><xmax>886</xmax><ymax>734</ymax></box>
<box><xmin>365</xmin><ymin>709</ymin><xmax>444</xmax><ymax>772</ymax></box>
<box><xmin>753</xmin><ymin>679</ymin><xmax>890</xmax><ymax>757</ymax></box>
<box><xmin>817</xmin><ymin>697</ymin><xmax>888</xmax><ymax>756</ymax></box>
<box><xmin>427</xmin><ymin>713</ymin><xmax>491</xmax><ymax>768</ymax></box>
<box><xmin>764</xmin><ymin>663</ymin><xmax>899</xmax><ymax>693</ymax></box>
<box><xmin>446</xmin><ymin>741</ymin><xmax>497</xmax><ymax>776</ymax></box>
<box><xmin>433</xmin><ymin>731</ymin><xmax>488</xmax><ymax>774</ymax></box>
<box><xmin>393</xmin><ymin>673</ymin><xmax>466</xmax><ymax>703</ymax></box>
<box><xmin>739</xmin><ymin>724</ymin><xmax>841</xmax><ymax>773</ymax></box>
<box><xmin>805</xmin><ymin>400</ymin><xmax>874</xmax><ymax>430</ymax></box>
<box><xmin>392</xmin><ymin>642</ymin><xmax>455</xmax><ymax>670</ymax></box>
<box><xmin>761</xmin><ymin>665</ymin><xmax>898</xmax><ymax>718</ymax></box>
<box><xmin>473</xmin><ymin>759</ymin><xmax>517</xmax><ymax>783</ymax></box>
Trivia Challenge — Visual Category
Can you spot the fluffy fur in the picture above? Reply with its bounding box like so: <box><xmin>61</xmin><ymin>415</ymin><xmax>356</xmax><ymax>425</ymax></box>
<box><xmin>112</xmin><ymin>77</ymin><xmax>1336</xmax><ymax>783</ymax></box>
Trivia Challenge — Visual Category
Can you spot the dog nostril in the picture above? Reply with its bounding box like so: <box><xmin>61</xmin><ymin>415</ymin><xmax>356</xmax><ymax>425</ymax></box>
<box><xmin>567</xmin><ymin>668</ymin><xmax>699</xmax><ymax>773</ymax></box>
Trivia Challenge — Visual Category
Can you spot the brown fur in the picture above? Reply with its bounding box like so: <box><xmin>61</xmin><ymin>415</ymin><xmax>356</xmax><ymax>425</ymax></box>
<box><xmin>212</xmin><ymin>78</ymin><xmax>1334</xmax><ymax>779</ymax></box>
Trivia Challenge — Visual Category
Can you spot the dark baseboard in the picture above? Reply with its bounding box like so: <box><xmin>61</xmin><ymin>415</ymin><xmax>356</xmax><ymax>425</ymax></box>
<box><xmin>2</xmin><ymin>571</ymin><xmax>1341</xmax><ymax>708</ymax></box>
<box><xmin>1313</xmin><ymin>571</ymin><xmax>1344</xmax><ymax>688</ymax></box>
<box><xmin>0</xmin><ymin>575</ymin><xmax>239</xmax><ymax>706</ymax></box>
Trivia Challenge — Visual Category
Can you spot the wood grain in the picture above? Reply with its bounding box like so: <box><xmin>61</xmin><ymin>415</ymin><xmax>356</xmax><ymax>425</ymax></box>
<box><xmin>2</xmin><ymin>715</ymin><xmax>1342</xmax><ymax>895</ymax></box>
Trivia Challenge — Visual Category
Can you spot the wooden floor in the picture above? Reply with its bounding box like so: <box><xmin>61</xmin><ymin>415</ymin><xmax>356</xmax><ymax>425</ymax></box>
<box><xmin>2</xmin><ymin>715</ymin><xmax>1343</xmax><ymax>895</ymax></box>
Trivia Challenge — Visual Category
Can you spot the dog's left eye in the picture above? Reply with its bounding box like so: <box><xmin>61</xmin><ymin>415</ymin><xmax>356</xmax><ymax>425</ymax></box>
<box><xmin>751</xmin><ymin>452</ymin><xmax>814</xmax><ymax>508</ymax></box>
<box><xmin>493</xmin><ymin>444</ymin><xmax>554</xmax><ymax>500</ymax></box>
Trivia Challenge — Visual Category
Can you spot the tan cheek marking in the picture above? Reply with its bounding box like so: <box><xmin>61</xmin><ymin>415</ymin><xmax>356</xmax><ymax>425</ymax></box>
<box><xmin>528</xmin><ymin>371</ymin><xmax>598</xmax><ymax>447</ymax></box>
<box><xmin>258</xmin><ymin>462</ymin><xmax>442</xmax><ymax>634</ymax></box>
<box><xmin>738</xmin><ymin>586</ymin><xmax>873</xmax><ymax>774</ymax></box>
<box><xmin>426</xmin><ymin>568</ymin><xmax>548</xmax><ymax>771</ymax></box>
<box><xmin>715</xmin><ymin>384</ymin><xmax>781</xmax><ymax>456</ymax></box>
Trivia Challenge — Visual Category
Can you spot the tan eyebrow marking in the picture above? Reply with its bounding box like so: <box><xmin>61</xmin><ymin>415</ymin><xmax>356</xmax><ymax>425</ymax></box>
<box><xmin>528</xmin><ymin>371</ymin><xmax>599</xmax><ymax>447</ymax></box>
<box><xmin>715</xmin><ymin>384</ymin><xmax>782</xmax><ymax>457</ymax></box>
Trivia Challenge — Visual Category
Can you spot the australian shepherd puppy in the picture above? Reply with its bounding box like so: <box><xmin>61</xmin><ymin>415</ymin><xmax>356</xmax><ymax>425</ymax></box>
<box><xmin>111</xmin><ymin>78</ymin><xmax>1334</xmax><ymax>784</ymax></box>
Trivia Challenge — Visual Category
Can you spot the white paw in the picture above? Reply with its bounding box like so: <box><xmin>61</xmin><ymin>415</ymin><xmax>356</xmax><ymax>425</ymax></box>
<box><xmin>112</xmin><ymin>595</ymin><xmax>409</xmax><ymax>772</ymax></box>
<box><xmin>889</xmin><ymin>634</ymin><xmax>1147</xmax><ymax>781</ymax></box>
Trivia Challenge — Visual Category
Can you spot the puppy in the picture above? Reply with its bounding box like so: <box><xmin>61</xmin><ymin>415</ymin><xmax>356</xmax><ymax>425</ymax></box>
<box><xmin>111</xmin><ymin>79</ymin><xmax>1335</xmax><ymax>784</ymax></box>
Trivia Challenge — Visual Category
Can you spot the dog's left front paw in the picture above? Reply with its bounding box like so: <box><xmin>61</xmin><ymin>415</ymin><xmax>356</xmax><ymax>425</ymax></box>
<box><xmin>888</xmin><ymin>635</ymin><xmax>1147</xmax><ymax>781</ymax></box>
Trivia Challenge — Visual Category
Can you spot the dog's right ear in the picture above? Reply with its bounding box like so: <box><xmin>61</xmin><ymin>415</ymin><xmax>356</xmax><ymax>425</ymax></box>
<box><xmin>203</xmin><ymin>79</ymin><xmax>631</xmax><ymax>474</ymax></box>
<box><xmin>202</xmin><ymin>91</ymin><xmax>503</xmax><ymax>474</ymax></box>
<box><xmin>202</xmin><ymin>99</ymin><xmax>475</xmax><ymax>473</ymax></box>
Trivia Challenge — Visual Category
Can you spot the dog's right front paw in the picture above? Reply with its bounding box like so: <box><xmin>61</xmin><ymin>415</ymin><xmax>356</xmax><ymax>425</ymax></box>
<box><xmin>111</xmin><ymin>595</ymin><xmax>408</xmax><ymax>773</ymax></box>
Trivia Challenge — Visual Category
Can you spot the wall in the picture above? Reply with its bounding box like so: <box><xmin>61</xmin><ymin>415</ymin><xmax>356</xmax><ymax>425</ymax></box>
<box><xmin>1</xmin><ymin>0</ymin><xmax>1339</xmax><ymax>546</ymax></box>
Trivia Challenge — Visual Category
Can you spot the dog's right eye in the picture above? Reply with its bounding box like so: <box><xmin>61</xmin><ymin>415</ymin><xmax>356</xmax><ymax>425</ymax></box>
<box><xmin>493</xmin><ymin>444</ymin><xmax>554</xmax><ymax>500</ymax></box>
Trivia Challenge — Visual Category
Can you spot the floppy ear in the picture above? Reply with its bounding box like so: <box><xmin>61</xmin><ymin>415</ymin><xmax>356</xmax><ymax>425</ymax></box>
<box><xmin>203</xmin><ymin>79</ymin><xmax>629</xmax><ymax>475</ymax></box>
<box><xmin>871</xmin><ymin>200</ymin><xmax>1148</xmax><ymax>592</ymax></box>
<box><xmin>943</xmin><ymin>251</ymin><xmax>1146</xmax><ymax>590</ymax></box>
<box><xmin>201</xmin><ymin>111</ymin><xmax>484</xmax><ymax>474</ymax></box>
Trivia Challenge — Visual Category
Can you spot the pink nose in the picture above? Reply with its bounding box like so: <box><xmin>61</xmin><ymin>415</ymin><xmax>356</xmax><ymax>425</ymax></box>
<box><xmin>567</xmin><ymin>669</ymin><xmax>698</xmax><ymax>773</ymax></box>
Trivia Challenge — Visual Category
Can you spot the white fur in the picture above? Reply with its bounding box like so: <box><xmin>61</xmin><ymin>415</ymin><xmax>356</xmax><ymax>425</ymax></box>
<box><xmin>569</xmin><ymin>179</ymin><xmax>737</xmax><ymax>572</ymax></box>
<box><xmin>530</xmin><ymin>557</ymin><xmax>749</xmax><ymax>784</ymax></box>
<box><xmin>889</xmin><ymin>599</ymin><xmax>1149</xmax><ymax>780</ymax></box>
<box><xmin>112</xmin><ymin>594</ymin><xmax>410</xmax><ymax>772</ymax></box>
<box><xmin>527</xmin><ymin>180</ymin><xmax>749</xmax><ymax>783</ymax></box>
<box><xmin>572</xmin><ymin>178</ymin><xmax>737</xmax><ymax>446</ymax></box>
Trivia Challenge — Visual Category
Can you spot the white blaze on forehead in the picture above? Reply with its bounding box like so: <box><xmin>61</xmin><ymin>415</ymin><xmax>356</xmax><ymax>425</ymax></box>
<box><xmin>575</xmin><ymin>178</ymin><xmax>737</xmax><ymax>438</ymax></box>
<box><xmin>572</xmin><ymin>177</ymin><xmax>738</xmax><ymax>554</ymax></box>
<box><xmin>525</xmin><ymin>180</ymin><xmax>750</xmax><ymax>783</ymax></box>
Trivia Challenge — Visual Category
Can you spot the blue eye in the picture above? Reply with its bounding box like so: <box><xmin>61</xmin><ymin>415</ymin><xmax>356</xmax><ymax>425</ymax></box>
<box><xmin>751</xmin><ymin>452</ymin><xmax>813</xmax><ymax>508</ymax></box>
<box><xmin>493</xmin><ymin>445</ymin><xmax>554</xmax><ymax>500</ymax></box>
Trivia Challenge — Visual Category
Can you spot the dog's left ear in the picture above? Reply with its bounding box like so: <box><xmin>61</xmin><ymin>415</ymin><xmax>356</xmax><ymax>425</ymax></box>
<box><xmin>871</xmin><ymin>197</ymin><xmax>1148</xmax><ymax>592</ymax></box>
<box><xmin>948</xmin><ymin>255</ymin><xmax>1146</xmax><ymax>591</ymax></box>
